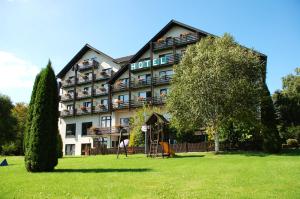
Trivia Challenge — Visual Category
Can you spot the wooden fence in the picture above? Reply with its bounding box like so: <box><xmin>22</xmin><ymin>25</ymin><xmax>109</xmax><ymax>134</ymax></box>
<box><xmin>90</xmin><ymin>142</ymin><xmax>219</xmax><ymax>155</ymax></box>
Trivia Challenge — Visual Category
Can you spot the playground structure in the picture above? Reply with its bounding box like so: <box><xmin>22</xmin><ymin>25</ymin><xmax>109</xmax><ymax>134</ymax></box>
<box><xmin>145</xmin><ymin>113</ymin><xmax>175</xmax><ymax>158</ymax></box>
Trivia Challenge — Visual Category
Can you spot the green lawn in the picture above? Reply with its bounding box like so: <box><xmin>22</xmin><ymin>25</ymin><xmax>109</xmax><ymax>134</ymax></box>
<box><xmin>0</xmin><ymin>151</ymin><xmax>300</xmax><ymax>199</ymax></box>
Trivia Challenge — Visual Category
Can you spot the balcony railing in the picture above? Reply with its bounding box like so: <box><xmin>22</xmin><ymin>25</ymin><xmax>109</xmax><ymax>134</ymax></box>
<box><xmin>61</xmin><ymin>78</ymin><xmax>76</xmax><ymax>88</ymax></box>
<box><xmin>93</xmin><ymin>104</ymin><xmax>109</xmax><ymax>113</ymax></box>
<box><xmin>76</xmin><ymin>106</ymin><xmax>92</xmax><ymax>115</ymax></box>
<box><xmin>60</xmin><ymin>109</ymin><xmax>75</xmax><ymax>117</ymax></box>
<box><xmin>78</xmin><ymin>60</ymin><xmax>99</xmax><ymax>71</ymax></box>
<box><xmin>112</xmin><ymin>83</ymin><xmax>129</xmax><ymax>92</ymax></box>
<box><xmin>95</xmin><ymin>70</ymin><xmax>113</xmax><ymax>81</ymax></box>
<box><xmin>153</xmin><ymin>75</ymin><xmax>173</xmax><ymax>85</ymax></box>
<box><xmin>88</xmin><ymin>126</ymin><xmax>130</xmax><ymax>136</ymax></box>
<box><xmin>112</xmin><ymin>100</ymin><xmax>130</xmax><ymax>110</ymax></box>
<box><xmin>77</xmin><ymin>91</ymin><xmax>92</xmax><ymax>100</ymax></box>
<box><xmin>61</xmin><ymin>93</ymin><xmax>75</xmax><ymax>102</ymax></box>
<box><xmin>131</xmin><ymin>79</ymin><xmax>152</xmax><ymax>89</ymax></box>
<box><xmin>153</xmin><ymin>32</ymin><xmax>199</xmax><ymax>50</ymax></box>
<box><xmin>77</xmin><ymin>74</ymin><xmax>95</xmax><ymax>85</ymax></box>
<box><xmin>94</xmin><ymin>88</ymin><xmax>108</xmax><ymax>96</ymax></box>
<box><xmin>131</xmin><ymin>97</ymin><xmax>166</xmax><ymax>108</ymax></box>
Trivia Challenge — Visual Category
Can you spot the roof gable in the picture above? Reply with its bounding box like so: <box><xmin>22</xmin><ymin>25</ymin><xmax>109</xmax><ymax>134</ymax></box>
<box><xmin>108</xmin><ymin>20</ymin><xmax>212</xmax><ymax>83</ymax></box>
<box><xmin>57</xmin><ymin>44</ymin><xmax>117</xmax><ymax>78</ymax></box>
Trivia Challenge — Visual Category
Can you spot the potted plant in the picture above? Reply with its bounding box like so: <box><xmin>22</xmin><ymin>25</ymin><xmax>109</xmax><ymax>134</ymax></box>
<box><xmin>99</xmin><ymin>87</ymin><xmax>106</xmax><ymax>92</ymax></box>
<box><xmin>82</xmin><ymin>60</ymin><xmax>89</xmax><ymax>65</ymax></box>
<box><xmin>80</xmin><ymin>106</ymin><xmax>87</xmax><ymax>111</ymax></box>
<box><xmin>83</xmin><ymin>90</ymin><xmax>88</xmax><ymax>95</ymax></box>
<box><xmin>157</xmin><ymin>38</ymin><xmax>165</xmax><ymax>43</ymax></box>
<box><xmin>100</xmin><ymin>70</ymin><xmax>107</xmax><ymax>76</ymax></box>
<box><xmin>138</xmin><ymin>96</ymin><xmax>145</xmax><ymax>101</ymax></box>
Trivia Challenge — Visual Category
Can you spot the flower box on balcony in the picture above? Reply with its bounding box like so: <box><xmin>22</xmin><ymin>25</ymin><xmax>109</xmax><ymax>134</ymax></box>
<box><xmin>157</xmin><ymin>38</ymin><xmax>165</xmax><ymax>43</ymax></box>
<box><xmin>99</xmin><ymin>87</ymin><xmax>106</xmax><ymax>92</ymax></box>
<box><xmin>82</xmin><ymin>90</ymin><xmax>88</xmax><ymax>95</ymax></box>
<box><xmin>114</xmin><ymin>99</ymin><xmax>123</xmax><ymax>104</ymax></box>
<box><xmin>66</xmin><ymin>79</ymin><xmax>72</xmax><ymax>84</ymax></box>
<box><xmin>64</xmin><ymin>93</ymin><xmax>71</xmax><ymax>98</ymax></box>
<box><xmin>82</xmin><ymin>60</ymin><xmax>89</xmax><ymax>65</ymax></box>
<box><xmin>100</xmin><ymin>71</ymin><xmax>107</xmax><ymax>76</ymax></box>
<box><xmin>80</xmin><ymin>106</ymin><xmax>87</xmax><ymax>111</ymax></box>
<box><xmin>138</xmin><ymin>96</ymin><xmax>145</xmax><ymax>101</ymax></box>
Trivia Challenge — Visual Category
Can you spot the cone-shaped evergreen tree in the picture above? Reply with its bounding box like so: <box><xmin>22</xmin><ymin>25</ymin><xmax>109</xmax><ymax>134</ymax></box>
<box><xmin>261</xmin><ymin>83</ymin><xmax>281</xmax><ymax>153</ymax></box>
<box><xmin>24</xmin><ymin>73</ymin><xmax>41</xmax><ymax>162</ymax></box>
<box><xmin>57</xmin><ymin>133</ymin><xmax>63</xmax><ymax>158</ymax></box>
<box><xmin>25</xmin><ymin>60</ymin><xmax>59</xmax><ymax>172</ymax></box>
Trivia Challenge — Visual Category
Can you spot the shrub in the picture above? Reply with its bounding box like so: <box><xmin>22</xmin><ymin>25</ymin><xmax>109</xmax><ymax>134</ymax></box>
<box><xmin>286</xmin><ymin>139</ymin><xmax>299</xmax><ymax>147</ymax></box>
<box><xmin>1</xmin><ymin>142</ymin><xmax>18</xmax><ymax>155</ymax></box>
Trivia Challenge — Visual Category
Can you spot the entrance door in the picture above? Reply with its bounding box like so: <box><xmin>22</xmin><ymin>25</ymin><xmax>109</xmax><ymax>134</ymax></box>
<box><xmin>81</xmin><ymin>143</ymin><xmax>91</xmax><ymax>155</ymax></box>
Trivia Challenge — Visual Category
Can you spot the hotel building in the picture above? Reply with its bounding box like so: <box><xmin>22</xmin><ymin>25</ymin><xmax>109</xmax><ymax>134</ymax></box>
<box><xmin>57</xmin><ymin>20</ymin><xmax>266</xmax><ymax>155</ymax></box>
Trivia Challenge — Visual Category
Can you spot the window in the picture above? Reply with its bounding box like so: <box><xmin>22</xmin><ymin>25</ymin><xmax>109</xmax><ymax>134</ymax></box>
<box><xmin>103</xmin><ymin>68</ymin><xmax>112</xmax><ymax>74</ymax></box>
<box><xmin>67</xmin><ymin>105</ymin><xmax>73</xmax><ymax>110</ymax></box>
<box><xmin>65</xmin><ymin>144</ymin><xmax>75</xmax><ymax>155</ymax></box>
<box><xmin>82</xmin><ymin>122</ymin><xmax>92</xmax><ymax>136</ymax></box>
<box><xmin>159</xmin><ymin>70</ymin><xmax>173</xmax><ymax>79</ymax></box>
<box><xmin>138</xmin><ymin>91</ymin><xmax>151</xmax><ymax>99</ymax></box>
<box><xmin>101</xmin><ymin>83</ymin><xmax>108</xmax><ymax>90</ymax></box>
<box><xmin>83</xmin><ymin>101</ymin><xmax>91</xmax><ymax>107</ymax></box>
<box><xmin>160</xmin><ymin>88</ymin><xmax>169</xmax><ymax>96</ymax></box>
<box><xmin>101</xmin><ymin>116</ymin><xmax>111</xmax><ymax>128</ymax></box>
<box><xmin>138</xmin><ymin>74</ymin><xmax>151</xmax><ymax>84</ymax></box>
<box><xmin>101</xmin><ymin>99</ymin><xmax>108</xmax><ymax>105</ymax></box>
<box><xmin>120</xmin><ymin>118</ymin><xmax>130</xmax><ymax>127</ymax></box>
<box><xmin>118</xmin><ymin>95</ymin><xmax>129</xmax><ymax>103</ymax></box>
<box><xmin>68</xmin><ymin>76</ymin><xmax>74</xmax><ymax>80</ymax></box>
<box><xmin>120</xmin><ymin>78</ymin><xmax>129</xmax><ymax>85</ymax></box>
<box><xmin>66</xmin><ymin>124</ymin><xmax>76</xmax><ymax>136</ymax></box>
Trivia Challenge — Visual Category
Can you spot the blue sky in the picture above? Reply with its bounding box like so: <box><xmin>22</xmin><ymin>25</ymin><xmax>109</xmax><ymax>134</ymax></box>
<box><xmin>0</xmin><ymin>0</ymin><xmax>299</xmax><ymax>103</ymax></box>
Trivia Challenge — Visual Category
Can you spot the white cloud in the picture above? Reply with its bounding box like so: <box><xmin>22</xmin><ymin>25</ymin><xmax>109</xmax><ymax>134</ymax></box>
<box><xmin>0</xmin><ymin>51</ymin><xmax>39</xmax><ymax>102</ymax></box>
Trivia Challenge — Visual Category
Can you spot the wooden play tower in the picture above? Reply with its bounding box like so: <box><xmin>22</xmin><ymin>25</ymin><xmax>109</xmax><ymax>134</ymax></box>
<box><xmin>145</xmin><ymin>113</ymin><xmax>174</xmax><ymax>158</ymax></box>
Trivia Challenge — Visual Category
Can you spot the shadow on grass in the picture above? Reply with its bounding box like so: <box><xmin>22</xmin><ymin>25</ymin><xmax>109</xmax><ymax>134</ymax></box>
<box><xmin>173</xmin><ymin>154</ymin><xmax>205</xmax><ymax>158</ymax></box>
<box><xmin>54</xmin><ymin>168</ymin><xmax>152</xmax><ymax>173</ymax></box>
<box><xmin>218</xmin><ymin>149</ymin><xmax>300</xmax><ymax>157</ymax></box>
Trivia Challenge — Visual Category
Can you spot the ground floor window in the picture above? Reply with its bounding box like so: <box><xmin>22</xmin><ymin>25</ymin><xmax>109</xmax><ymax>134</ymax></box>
<box><xmin>101</xmin><ymin>116</ymin><xmax>111</xmax><ymax>128</ymax></box>
<box><xmin>66</xmin><ymin>123</ymin><xmax>76</xmax><ymax>137</ymax></box>
<box><xmin>81</xmin><ymin>143</ymin><xmax>91</xmax><ymax>155</ymax></box>
<box><xmin>82</xmin><ymin>122</ymin><xmax>92</xmax><ymax>136</ymax></box>
<box><xmin>65</xmin><ymin>144</ymin><xmax>75</xmax><ymax>155</ymax></box>
<box><xmin>111</xmin><ymin>140</ymin><xmax>118</xmax><ymax>148</ymax></box>
<box><xmin>120</xmin><ymin>118</ymin><xmax>130</xmax><ymax>127</ymax></box>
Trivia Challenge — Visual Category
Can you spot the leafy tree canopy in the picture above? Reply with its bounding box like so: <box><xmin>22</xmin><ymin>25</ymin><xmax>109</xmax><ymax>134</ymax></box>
<box><xmin>167</xmin><ymin>34</ymin><xmax>264</xmax><ymax>152</ymax></box>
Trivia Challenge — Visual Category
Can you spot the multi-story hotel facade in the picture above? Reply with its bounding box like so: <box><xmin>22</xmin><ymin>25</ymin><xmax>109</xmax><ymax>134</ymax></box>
<box><xmin>57</xmin><ymin>20</ymin><xmax>266</xmax><ymax>156</ymax></box>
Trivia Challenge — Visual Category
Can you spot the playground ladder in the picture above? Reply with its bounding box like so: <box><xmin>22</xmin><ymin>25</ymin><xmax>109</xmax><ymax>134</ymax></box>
<box><xmin>149</xmin><ymin>140</ymin><xmax>159</xmax><ymax>157</ymax></box>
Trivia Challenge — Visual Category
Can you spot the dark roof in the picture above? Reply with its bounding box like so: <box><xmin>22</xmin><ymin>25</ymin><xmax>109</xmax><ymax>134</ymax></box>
<box><xmin>114</xmin><ymin>55</ymin><xmax>134</xmax><ymax>64</ymax></box>
<box><xmin>145</xmin><ymin>113</ymin><xmax>169</xmax><ymax>125</ymax></box>
<box><xmin>108</xmin><ymin>19</ymin><xmax>267</xmax><ymax>84</ymax></box>
<box><xmin>57</xmin><ymin>44</ymin><xmax>117</xmax><ymax>78</ymax></box>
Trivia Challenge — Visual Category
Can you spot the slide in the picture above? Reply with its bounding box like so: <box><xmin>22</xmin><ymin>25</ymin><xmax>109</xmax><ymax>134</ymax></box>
<box><xmin>159</xmin><ymin>142</ymin><xmax>175</xmax><ymax>157</ymax></box>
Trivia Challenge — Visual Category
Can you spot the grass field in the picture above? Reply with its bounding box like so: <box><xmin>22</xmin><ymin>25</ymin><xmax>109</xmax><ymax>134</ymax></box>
<box><xmin>0</xmin><ymin>151</ymin><xmax>300</xmax><ymax>199</ymax></box>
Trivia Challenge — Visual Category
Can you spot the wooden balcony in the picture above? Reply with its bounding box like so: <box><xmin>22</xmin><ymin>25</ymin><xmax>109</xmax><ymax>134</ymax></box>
<box><xmin>78</xmin><ymin>60</ymin><xmax>99</xmax><ymax>72</ymax></box>
<box><xmin>77</xmin><ymin>74</ymin><xmax>95</xmax><ymax>85</ymax></box>
<box><xmin>94</xmin><ymin>88</ymin><xmax>108</xmax><ymax>97</ymax></box>
<box><xmin>60</xmin><ymin>109</ymin><xmax>75</xmax><ymax>117</ymax></box>
<box><xmin>153</xmin><ymin>32</ymin><xmax>199</xmax><ymax>51</ymax></box>
<box><xmin>77</xmin><ymin>91</ymin><xmax>92</xmax><ymax>100</ymax></box>
<box><xmin>93</xmin><ymin>104</ymin><xmax>109</xmax><ymax>113</ymax></box>
<box><xmin>61</xmin><ymin>78</ymin><xmax>76</xmax><ymax>88</ymax></box>
<box><xmin>87</xmin><ymin>126</ymin><xmax>129</xmax><ymax>136</ymax></box>
<box><xmin>76</xmin><ymin>106</ymin><xmax>92</xmax><ymax>116</ymax></box>
<box><xmin>153</xmin><ymin>75</ymin><xmax>173</xmax><ymax>85</ymax></box>
<box><xmin>112</xmin><ymin>100</ymin><xmax>130</xmax><ymax>110</ymax></box>
<box><xmin>61</xmin><ymin>93</ymin><xmax>75</xmax><ymax>102</ymax></box>
<box><xmin>131</xmin><ymin>79</ymin><xmax>152</xmax><ymax>89</ymax></box>
<box><xmin>112</xmin><ymin>83</ymin><xmax>129</xmax><ymax>92</ymax></box>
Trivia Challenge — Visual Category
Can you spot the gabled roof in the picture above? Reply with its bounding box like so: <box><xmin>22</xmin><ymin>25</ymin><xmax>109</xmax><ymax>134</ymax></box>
<box><xmin>57</xmin><ymin>44</ymin><xmax>117</xmax><ymax>78</ymax></box>
<box><xmin>108</xmin><ymin>19</ymin><xmax>267</xmax><ymax>83</ymax></box>
<box><xmin>114</xmin><ymin>55</ymin><xmax>134</xmax><ymax>64</ymax></box>
<box><xmin>108</xmin><ymin>19</ymin><xmax>214</xmax><ymax>83</ymax></box>
<box><xmin>145</xmin><ymin>113</ymin><xmax>169</xmax><ymax>125</ymax></box>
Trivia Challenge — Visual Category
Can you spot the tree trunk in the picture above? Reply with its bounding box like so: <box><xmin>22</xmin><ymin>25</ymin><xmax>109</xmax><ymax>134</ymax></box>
<box><xmin>214</xmin><ymin>131</ymin><xmax>219</xmax><ymax>153</ymax></box>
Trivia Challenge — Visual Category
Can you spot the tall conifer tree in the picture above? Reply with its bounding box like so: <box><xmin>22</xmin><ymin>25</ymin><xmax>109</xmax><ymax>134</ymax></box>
<box><xmin>25</xmin><ymin>61</ymin><xmax>59</xmax><ymax>172</ymax></box>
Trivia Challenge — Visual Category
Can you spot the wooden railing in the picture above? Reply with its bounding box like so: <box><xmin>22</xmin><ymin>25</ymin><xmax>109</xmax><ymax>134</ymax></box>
<box><xmin>153</xmin><ymin>32</ymin><xmax>199</xmax><ymax>50</ymax></box>
<box><xmin>78</xmin><ymin>60</ymin><xmax>99</xmax><ymax>71</ymax></box>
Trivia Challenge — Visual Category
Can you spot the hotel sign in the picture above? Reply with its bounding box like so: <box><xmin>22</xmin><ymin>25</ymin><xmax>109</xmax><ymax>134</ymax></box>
<box><xmin>130</xmin><ymin>57</ymin><xmax>168</xmax><ymax>70</ymax></box>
